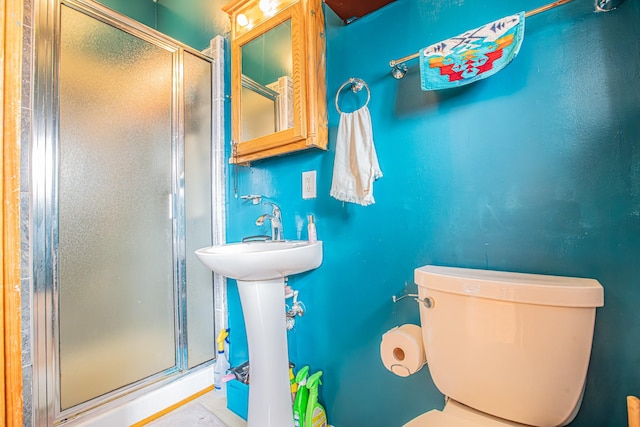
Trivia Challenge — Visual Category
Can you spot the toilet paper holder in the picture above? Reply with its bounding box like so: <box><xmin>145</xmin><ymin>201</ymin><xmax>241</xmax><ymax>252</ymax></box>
<box><xmin>392</xmin><ymin>293</ymin><xmax>435</xmax><ymax>309</ymax></box>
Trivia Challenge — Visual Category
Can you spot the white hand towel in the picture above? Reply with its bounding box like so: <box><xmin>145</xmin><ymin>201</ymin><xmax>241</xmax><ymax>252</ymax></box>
<box><xmin>330</xmin><ymin>106</ymin><xmax>382</xmax><ymax>206</ymax></box>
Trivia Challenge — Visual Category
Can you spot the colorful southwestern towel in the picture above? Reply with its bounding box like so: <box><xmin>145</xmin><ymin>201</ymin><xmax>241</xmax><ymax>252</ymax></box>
<box><xmin>419</xmin><ymin>12</ymin><xmax>525</xmax><ymax>91</ymax></box>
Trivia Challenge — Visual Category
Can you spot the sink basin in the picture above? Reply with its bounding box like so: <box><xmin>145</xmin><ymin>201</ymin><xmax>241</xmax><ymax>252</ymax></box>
<box><xmin>196</xmin><ymin>239</ymin><xmax>323</xmax><ymax>426</ymax></box>
<box><xmin>195</xmin><ymin>240</ymin><xmax>323</xmax><ymax>281</ymax></box>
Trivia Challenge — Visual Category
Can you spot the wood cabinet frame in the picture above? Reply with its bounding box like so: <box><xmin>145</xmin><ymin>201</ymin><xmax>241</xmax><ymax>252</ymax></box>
<box><xmin>223</xmin><ymin>0</ymin><xmax>327</xmax><ymax>164</ymax></box>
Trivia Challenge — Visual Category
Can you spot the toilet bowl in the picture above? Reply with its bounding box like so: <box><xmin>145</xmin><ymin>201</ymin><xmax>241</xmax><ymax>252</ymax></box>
<box><xmin>405</xmin><ymin>265</ymin><xmax>604</xmax><ymax>427</ymax></box>
<box><xmin>406</xmin><ymin>399</ymin><xmax>529</xmax><ymax>427</ymax></box>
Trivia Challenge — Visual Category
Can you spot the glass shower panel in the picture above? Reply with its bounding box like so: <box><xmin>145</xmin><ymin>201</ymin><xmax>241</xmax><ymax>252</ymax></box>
<box><xmin>58</xmin><ymin>5</ymin><xmax>175</xmax><ymax>410</ymax></box>
<box><xmin>183</xmin><ymin>51</ymin><xmax>215</xmax><ymax>368</ymax></box>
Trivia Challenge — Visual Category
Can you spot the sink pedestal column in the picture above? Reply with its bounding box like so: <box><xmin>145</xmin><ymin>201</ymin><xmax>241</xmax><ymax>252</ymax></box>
<box><xmin>236</xmin><ymin>278</ymin><xmax>293</xmax><ymax>427</ymax></box>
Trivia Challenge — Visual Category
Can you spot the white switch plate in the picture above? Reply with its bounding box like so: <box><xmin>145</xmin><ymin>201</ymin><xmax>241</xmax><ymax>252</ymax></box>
<box><xmin>302</xmin><ymin>170</ymin><xmax>317</xmax><ymax>199</ymax></box>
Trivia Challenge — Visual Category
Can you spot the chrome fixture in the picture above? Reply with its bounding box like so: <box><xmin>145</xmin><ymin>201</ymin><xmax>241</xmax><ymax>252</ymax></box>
<box><xmin>392</xmin><ymin>293</ymin><xmax>418</xmax><ymax>303</ymax></box>
<box><xmin>241</xmin><ymin>194</ymin><xmax>263</xmax><ymax>205</ymax></box>
<box><xmin>390</xmin><ymin>63</ymin><xmax>408</xmax><ymax>79</ymax></box>
<box><xmin>255</xmin><ymin>202</ymin><xmax>284</xmax><ymax>241</ymax></box>
<box><xmin>241</xmin><ymin>235</ymin><xmax>272</xmax><ymax>242</ymax></box>
<box><xmin>285</xmin><ymin>289</ymin><xmax>306</xmax><ymax>330</ymax></box>
<box><xmin>596</xmin><ymin>0</ymin><xmax>625</xmax><ymax>11</ymax></box>
<box><xmin>392</xmin><ymin>292</ymin><xmax>435</xmax><ymax>308</ymax></box>
<box><xmin>335</xmin><ymin>77</ymin><xmax>371</xmax><ymax>113</ymax></box>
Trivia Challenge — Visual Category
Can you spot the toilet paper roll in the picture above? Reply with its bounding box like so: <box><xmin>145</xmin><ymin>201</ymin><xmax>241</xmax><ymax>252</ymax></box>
<box><xmin>380</xmin><ymin>324</ymin><xmax>426</xmax><ymax>377</ymax></box>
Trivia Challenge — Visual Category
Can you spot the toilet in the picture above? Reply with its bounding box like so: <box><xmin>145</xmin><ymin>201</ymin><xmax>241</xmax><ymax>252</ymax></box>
<box><xmin>406</xmin><ymin>265</ymin><xmax>604</xmax><ymax>427</ymax></box>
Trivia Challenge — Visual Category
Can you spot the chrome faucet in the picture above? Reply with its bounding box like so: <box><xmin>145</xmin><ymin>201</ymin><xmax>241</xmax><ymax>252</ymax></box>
<box><xmin>255</xmin><ymin>202</ymin><xmax>284</xmax><ymax>241</ymax></box>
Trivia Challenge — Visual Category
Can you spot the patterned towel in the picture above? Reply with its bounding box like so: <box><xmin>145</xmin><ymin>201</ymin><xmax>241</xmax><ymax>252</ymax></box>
<box><xmin>420</xmin><ymin>12</ymin><xmax>525</xmax><ymax>91</ymax></box>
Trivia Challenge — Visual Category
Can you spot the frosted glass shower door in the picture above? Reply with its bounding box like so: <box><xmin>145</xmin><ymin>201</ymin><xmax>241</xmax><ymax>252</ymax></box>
<box><xmin>58</xmin><ymin>5</ymin><xmax>175</xmax><ymax>410</ymax></box>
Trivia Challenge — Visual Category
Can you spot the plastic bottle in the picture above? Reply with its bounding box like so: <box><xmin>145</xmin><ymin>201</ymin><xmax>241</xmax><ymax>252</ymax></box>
<box><xmin>214</xmin><ymin>329</ymin><xmax>230</xmax><ymax>395</ymax></box>
<box><xmin>290</xmin><ymin>363</ymin><xmax>298</xmax><ymax>402</ymax></box>
<box><xmin>293</xmin><ymin>365</ymin><xmax>310</xmax><ymax>427</ymax></box>
<box><xmin>307</xmin><ymin>215</ymin><xmax>317</xmax><ymax>242</ymax></box>
<box><xmin>304</xmin><ymin>371</ymin><xmax>327</xmax><ymax>427</ymax></box>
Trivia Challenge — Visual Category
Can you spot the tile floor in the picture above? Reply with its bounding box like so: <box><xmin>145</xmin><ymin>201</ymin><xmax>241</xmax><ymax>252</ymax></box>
<box><xmin>147</xmin><ymin>390</ymin><xmax>247</xmax><ymax>427</ymax></box>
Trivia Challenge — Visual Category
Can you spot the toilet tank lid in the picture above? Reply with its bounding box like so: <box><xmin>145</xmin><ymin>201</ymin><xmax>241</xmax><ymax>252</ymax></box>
<box><xmin>415</xmin><ymin>265</ymin><xmax>604</xmax><ymax>308</ymax></box>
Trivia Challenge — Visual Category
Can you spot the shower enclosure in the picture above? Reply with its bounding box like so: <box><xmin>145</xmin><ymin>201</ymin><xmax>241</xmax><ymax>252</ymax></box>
<box><xmin>31</xmin><ymin>0</ymin><xmax>225</xmax><ymax>425</ymax></box>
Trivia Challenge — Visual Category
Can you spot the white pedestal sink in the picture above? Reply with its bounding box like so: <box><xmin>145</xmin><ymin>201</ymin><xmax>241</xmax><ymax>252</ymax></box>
<box><xmin>195</xmin><ymin>240</ymin><xmax>323</xmax><ymax>427</ymax></box>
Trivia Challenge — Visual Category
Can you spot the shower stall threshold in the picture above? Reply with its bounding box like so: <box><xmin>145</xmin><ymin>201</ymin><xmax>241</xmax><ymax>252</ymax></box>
<box><xmin>63</xmin><ymin>366</ymin><xmax>215</xmax><ymax>427</ymax></box>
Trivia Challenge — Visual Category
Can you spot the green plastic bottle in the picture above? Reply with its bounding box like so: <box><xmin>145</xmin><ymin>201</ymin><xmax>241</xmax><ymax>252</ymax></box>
<box><xmin>293</xmin><ymin>366</ymin><xmax>310</xmax><ymax>427</ymax></box>
<box><xmin>304</xmin><ymin>371</ymin><xmax>327</xmax><ymax>427</ymax></box>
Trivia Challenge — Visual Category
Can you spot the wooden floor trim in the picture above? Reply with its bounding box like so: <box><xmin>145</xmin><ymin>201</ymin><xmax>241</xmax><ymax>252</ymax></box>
<box><xmin>130</xmin><ymin>385</ymin><xmax>215</xmax><ymax>427</ymax></box>
<box><xmin>2</xmin><ymin>0</ymin><xmax>25</xmax><ymax>425</ymax></box>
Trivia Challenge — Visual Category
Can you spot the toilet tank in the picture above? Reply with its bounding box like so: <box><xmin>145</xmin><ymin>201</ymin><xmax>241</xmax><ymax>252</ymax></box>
<box><xmin>414</xmin><ymin>265</ymin><xmax>604</xmax><ymax>427</ymax></box>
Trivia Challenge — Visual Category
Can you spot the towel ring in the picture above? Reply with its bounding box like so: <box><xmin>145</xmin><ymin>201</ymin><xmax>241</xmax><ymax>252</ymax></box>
<box><xmin>335</xmin><ymin>78</ymin><xmax>370</xmax><ymax>114</ymax></box>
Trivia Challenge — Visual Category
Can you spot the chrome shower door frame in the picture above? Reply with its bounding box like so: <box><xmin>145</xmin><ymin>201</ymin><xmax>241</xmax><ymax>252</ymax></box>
<box><xmin>31</xmin><ymin>0</ymin><xmax>224</xmax><ymax>425</ymax></box>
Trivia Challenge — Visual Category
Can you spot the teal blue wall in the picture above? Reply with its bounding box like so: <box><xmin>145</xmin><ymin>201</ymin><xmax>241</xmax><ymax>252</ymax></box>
<box><xmin>97</xmin><ymin>0</ymin><xmax>156</xmax><ymax>28</ymax></box>
<box><xmin>95</xmin><ymin>0</ymin><xmax>228</xmax><ymax>51</ymax></box>
<box><xmin>156</xmin><ymin>0</ymin><xmax>229</xmax><ymax>50</ymax></box>
<box><xmin>95</xmin><ymin>0</ymin><xmax>640</xmax><ymax>425</ymax></box>
<box><xmin>227</xmin><ymin>0</ymin><xmax>640</xmax><ymax>426</ymax></box>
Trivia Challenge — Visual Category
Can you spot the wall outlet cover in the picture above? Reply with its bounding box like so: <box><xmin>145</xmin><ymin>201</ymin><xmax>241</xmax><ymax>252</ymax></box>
<box><xmin>302</xmin><ymin>170</ymin><xmax>317</xmax><ymax>199</ymax></box>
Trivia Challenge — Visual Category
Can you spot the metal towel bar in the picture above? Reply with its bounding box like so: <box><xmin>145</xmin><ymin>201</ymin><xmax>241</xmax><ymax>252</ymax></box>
<box><xmin>388</xmin><ymin>0</ymin><xmax>576</xmax><ymax>79</ymax></box>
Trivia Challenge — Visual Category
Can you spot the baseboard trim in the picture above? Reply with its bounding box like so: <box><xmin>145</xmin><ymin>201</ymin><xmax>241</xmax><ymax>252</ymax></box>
<box><xmin>130</xmin><ymin>385</ymin><xmax>215</xmax><ymax>427</ymax></box>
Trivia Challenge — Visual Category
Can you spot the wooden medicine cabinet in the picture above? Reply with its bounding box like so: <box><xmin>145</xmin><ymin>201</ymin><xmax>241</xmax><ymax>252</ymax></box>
<box><xmin>223</xmin><ymin>0</ymin><xmax>328</xmax><ymax>164</ymax></box>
